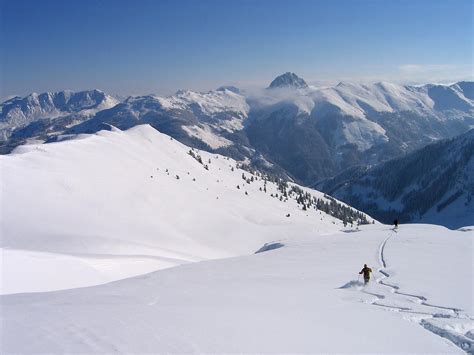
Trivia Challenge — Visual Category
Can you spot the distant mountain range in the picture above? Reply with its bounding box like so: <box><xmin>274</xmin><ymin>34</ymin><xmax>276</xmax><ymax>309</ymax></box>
<box><xmin>1</xmin><ymin>89</ymin><xmax>119</xmax><ymax>126</ymax></box>
<box><xmin>2</xmin><ymin>73</ymin><xmax>473</xmax><ymax>187</ymax></box>
<box><xmin>0</xmin><ymin>89</ymin><xmax>119</xmax><ymax>143</ymax></box>
<box><xmin>317</xmin><ymin>129</ymin><xmax>474</xmax><ymax>229</ymax></box>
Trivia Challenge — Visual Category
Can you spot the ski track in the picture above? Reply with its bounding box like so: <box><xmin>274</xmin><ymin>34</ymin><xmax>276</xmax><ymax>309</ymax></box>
<box><xmin>361</xmin><ymin>228</ymin><xmax>474</xmax><ymax>353</ymax></box>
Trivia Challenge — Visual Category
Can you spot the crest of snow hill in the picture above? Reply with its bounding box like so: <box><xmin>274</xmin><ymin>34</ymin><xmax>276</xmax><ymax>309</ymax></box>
<box><xmin>2</xmin><ymin>74</ymin><xmax>473</xmax><ymax>227</ymax></box>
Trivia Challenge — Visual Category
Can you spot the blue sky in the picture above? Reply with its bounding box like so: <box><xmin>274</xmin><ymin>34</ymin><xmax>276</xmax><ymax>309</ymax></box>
<box><xmin>1</xmin><ymin>0</ymin><xmax>472</xmax><ymax>97</ymax></box>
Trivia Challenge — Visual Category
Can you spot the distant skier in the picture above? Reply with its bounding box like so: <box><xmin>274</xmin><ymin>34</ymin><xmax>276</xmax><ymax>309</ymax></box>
<box><xmin>393</xmin><ymin>219</ymin><xmax>399</xmax><ymax>229</ymax></box>
<box><xmin>359</xmin><ymin>264</ymin><xmax>372</xmax><ymax>285</ymax></box>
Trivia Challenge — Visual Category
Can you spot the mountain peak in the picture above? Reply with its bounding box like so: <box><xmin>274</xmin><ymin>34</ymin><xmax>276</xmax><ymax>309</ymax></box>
<box><xmin>268</xmin><ymin>72</ymin><xmax>308</xmax><ymax>89</ymax></box>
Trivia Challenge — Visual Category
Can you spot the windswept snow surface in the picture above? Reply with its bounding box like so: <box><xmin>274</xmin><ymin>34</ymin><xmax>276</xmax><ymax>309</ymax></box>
<box><xmin>1</xmin><ymin>224</ymin><xmax>472</xmax><ymax>353</ymax></box>
<box><xmin>1</xmin><ymin>124</ymin><xmax>353</xmax><ymax>294</ymax></box>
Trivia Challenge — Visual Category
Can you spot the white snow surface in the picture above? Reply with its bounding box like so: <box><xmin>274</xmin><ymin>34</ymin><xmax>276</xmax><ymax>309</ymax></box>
<box><xmin>1</xmin><ymin>224</ymin><xmax>472</xmax><ymax>353</ymax></box>
<box><xmin>1</xmin><ymin>124</ymin><xmax>352</xmax><ymax>294</ymax></box>
<box><xmin>1</xmin><ymin>125</ymin><xmax>472</xmax><ymax>353</ymax></box>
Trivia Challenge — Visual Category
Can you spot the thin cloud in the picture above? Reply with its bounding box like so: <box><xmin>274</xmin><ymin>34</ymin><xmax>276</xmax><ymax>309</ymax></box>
<box><xmin>399</xmin><ymin>64</ymin><xmax>456</xmax><ymax>74</ymax></box>
<box><xmin>398</xmin><ymin>64</ymin><xmax>473</xmax><ymax>84</ymax></box>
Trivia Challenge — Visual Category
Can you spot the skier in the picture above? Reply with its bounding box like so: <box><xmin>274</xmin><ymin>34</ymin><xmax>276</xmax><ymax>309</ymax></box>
<box><xmin>393</xmin><ymin>219</ymin><xmax>399</xmax><ymax>229</ymax></box>
<box><xmin>359</xmin><ymin>264</ymin><xmax>372</xmax><ymax>285</ymax></box>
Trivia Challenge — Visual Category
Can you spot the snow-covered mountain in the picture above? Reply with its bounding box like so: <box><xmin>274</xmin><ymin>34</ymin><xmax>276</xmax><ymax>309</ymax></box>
<box><xmin>246</xmin><ymin>78</ymin><xmax>473</xmax><ymax>183</ymax></box>
<box><xmin>0</xmin><ymin>89</ymin><xmax>119</xmax><ymax>146</ymax></box>
<box><xmin>317</xmin><ymin>129</ymin><xmax>474</xmax><ymax>229</ymax></box>
<box><xmin>66</xmin><ymin>88</ymin><xmax>249</xmax><ymax>151</ymax></box>
<box><xmin>72</xmin><ymin>78</ymin><xmax>474</xmax><ymax>183</ymax></box>
<box><xmin>0</xmin><ymin>89</ymin><xmax>119</xmax><ymax>126</ymax></box>
<box><xmin>1</xmin><ymin>124</ymin><xmax>370</xmax><ymax>294</ymax></box>
<box><xmin>1</xmin><ymin>76</ymin><xmax>473</xmax><ymax>185</ymax></box>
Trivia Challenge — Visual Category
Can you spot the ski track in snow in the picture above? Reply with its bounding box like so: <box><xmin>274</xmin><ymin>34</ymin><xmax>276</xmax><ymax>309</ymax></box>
<box><xmin>362</xmin><ymin>228</ymin><xmax>474</xmax><ymax>353</ymax></box>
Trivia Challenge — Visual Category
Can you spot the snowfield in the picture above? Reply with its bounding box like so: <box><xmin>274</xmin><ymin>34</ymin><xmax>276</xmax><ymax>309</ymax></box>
<box><xmin>1</xmin><ymin>225</ymin><xmax>472</xmax><ymax>353</ymax></box>
<box><xmin>1</xmin><ymin>125</ymin><xmax>362</xmax><ymax>294</ymax></box>
<box><xmin>1</xmin><ymin>125</ymin><xmax>472</xmax><ymax>353</ymax></box>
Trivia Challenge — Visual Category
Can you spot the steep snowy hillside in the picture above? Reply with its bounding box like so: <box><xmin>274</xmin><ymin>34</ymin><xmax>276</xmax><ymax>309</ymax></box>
<box><xmin>1</xmin><ymin>124</ymin><xmax>369</xmax><ymax>294</ymax></box>
<box><xmin>2</xmin><ymin>224</ymin><xmax>472</xmax><ymax>353</ymax></box>
<box><xmin>318</xmin><ymin>129</ymin><xmax>474</xmax><ymax>229</ymax></box>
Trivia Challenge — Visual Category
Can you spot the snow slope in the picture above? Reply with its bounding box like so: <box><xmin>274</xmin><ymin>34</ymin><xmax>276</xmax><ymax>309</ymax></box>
<box><xmin>1</xmin><ymin>124</ymin><xmax>366</xmax><ymax>294</ymax></box>
<box><xmin>1</xmin><ymin>125</ymin><xmax>472</xmax><ymax>353</ymax></box>
<box><xmin>1</xmin><ymin>224</ymin><xmax>472</xmax><ymax>353</ymax></box>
